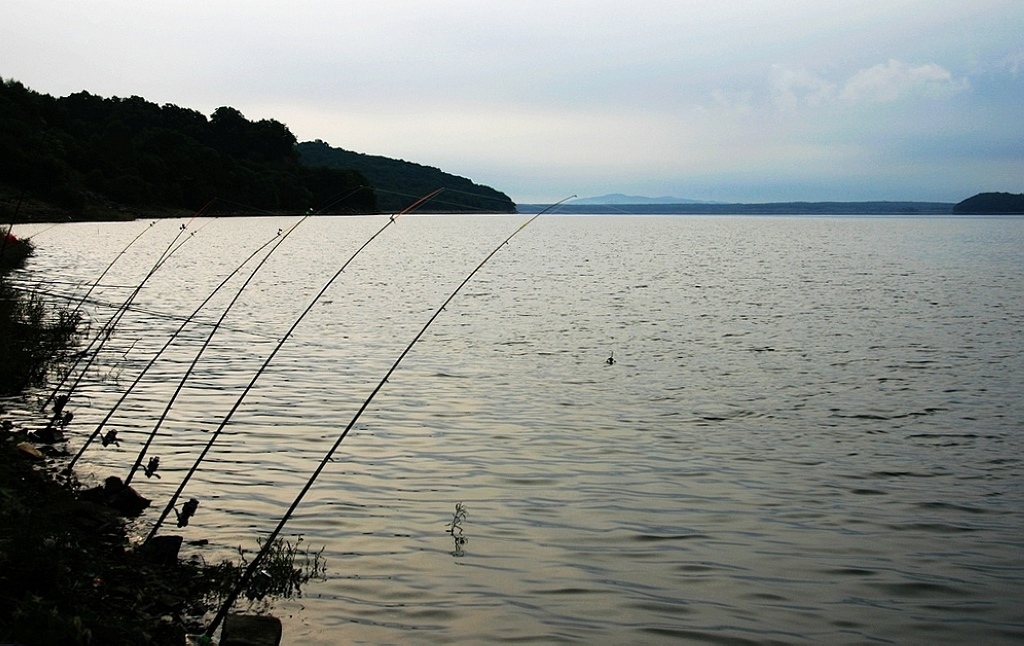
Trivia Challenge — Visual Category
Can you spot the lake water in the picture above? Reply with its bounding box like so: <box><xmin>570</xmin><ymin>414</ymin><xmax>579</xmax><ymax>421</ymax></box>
<box><xmin>9</xmin><ymin>214</ymin><xmax>1024</xmax><ymax>644</ymax></box>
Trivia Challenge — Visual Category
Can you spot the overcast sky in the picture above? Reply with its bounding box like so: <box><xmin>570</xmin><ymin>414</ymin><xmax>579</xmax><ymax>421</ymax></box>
<box><xmin>3</xmin><ymin>1</ymin><xmax>1023</xmax><ymax>203</ymax></box>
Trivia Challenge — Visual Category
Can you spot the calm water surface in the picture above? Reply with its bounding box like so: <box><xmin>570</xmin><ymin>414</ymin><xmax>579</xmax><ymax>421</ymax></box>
<box><xmin>10</xmin><ymin>215</ymin><xmax>1024</xmax><ymax>644</ymax></box>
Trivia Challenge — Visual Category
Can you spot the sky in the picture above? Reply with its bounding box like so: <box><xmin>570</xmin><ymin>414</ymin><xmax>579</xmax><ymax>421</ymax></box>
<box><xmin>3</xmin><ymin>1</ymin><xmax>1023</xmax><ymax>204</ymax></box>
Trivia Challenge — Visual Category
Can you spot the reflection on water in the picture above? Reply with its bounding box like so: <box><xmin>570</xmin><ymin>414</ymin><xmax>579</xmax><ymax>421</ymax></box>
<box><xmin>11</xmin><ymin>214</ymin><xmax>1024</xmax><ymax>644</ymax></box>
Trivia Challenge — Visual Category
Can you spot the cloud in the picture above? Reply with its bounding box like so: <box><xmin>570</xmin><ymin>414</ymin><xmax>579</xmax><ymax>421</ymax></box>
<box><xmin>1006</xmin><ymin>51</ymin><xmax>1024</xmax><ymax>76</ymax></box>
<box><xmin>840</xmin><ymin>59</ymin><xmax>968</xmax><ymax>104</ymax></box>
<box><xmin>769</xmin><ymin>66</ymin><xmax>837</xmax><ymax>110</ymax></box>
<box><xmin>766</xmin><ymin>59</ymin><xmax>969</xmax><ymax>113</ymax></box>
<box><xmin>3</xmin><ymin>1</ymin><xmax>1020</xmax><ymax>203</ymax></box>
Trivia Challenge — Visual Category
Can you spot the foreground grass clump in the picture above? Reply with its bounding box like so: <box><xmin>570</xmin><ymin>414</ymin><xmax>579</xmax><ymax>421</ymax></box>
<box><xmin>1</xmin><ymin>231</ymin><xmax>81</xmax><ymax>396</ymax></box>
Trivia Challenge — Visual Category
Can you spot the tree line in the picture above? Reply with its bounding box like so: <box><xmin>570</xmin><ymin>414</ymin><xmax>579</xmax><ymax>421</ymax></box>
<box><xmin>0</xmin><ymin>78</ymin><xmax>377</xmax><ymax>217</ymax></box>
<box><xmin>952</xmin><ymin>192</ymin><xmax>1024</xmax><ymax>214</ymax></box>
<box><xmin>296</xmin><ymin>140</ymin><xmax>516</xmax><ymax>213</ymax></box>
<box><xmin>5</xmin><ymin>78</ymin><xmax>522</xmax><ymax>219</ymax></box>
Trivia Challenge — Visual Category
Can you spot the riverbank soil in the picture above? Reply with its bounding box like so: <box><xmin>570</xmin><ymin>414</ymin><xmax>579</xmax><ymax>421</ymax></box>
<box><xmin>0</xmin><ymin>234</ymin><xmax>229</xmax><ymax>644</ymax></box>
<box><xmin>0</xmin><ymin>421</ymin><xmax>231</xmax><ymax>644</ymax></box>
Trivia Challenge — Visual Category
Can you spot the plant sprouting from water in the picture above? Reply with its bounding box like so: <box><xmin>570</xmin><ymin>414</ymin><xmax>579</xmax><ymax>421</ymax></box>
<box><xmin>0</xmin><ymin>283</ymin><xmax>82</xmax><ymax>396</ymax></box>
<box><xmin>446</xmin><ymin>502</ymin><xmax>468</xmax><ymax>557</ymax></box>
<box><xmin>203</xmin><ymin>535</ymin><xmax>327</xmax><ymax>614</ymax></box>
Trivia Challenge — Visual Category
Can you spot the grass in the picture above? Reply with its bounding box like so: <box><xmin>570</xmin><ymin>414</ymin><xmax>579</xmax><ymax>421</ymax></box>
<box><xmin>1</xmin><ymin>231</ymin><xmax>82</xmax><ymax>396</ymax></box>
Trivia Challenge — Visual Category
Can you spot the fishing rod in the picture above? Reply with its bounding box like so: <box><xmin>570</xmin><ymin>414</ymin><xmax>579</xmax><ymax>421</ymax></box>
<box><xmin>71</xmin><ymin>219</ymin><xmax>160</xmax><ymax>315</ymax></box>
<box><xmin>67</xmin><ymin>188</ymin><xmax>363</xmax><ymax>476</ymax></box>
<box><xmin>143</xmin><ymin>188</ymin><xmax>443</xmax><ymax>542</ymax></box>
<box><xmin>370</xmin><ymin>186</ymin><xmax>516</xmax><ymax>214</ymax></box>
<box><xmin>22</xmin><ymin>220</ymin><xmax>69</xmax><ymax>242</ymax></box>
<box><xmin>118</xmin><ymin>186</ymin><xmax>369</xmax><ymax>483</ymax></box>
<box><xmin>41</xmin><ymin>209</ymin><xmax>213</xmax><ymax>412</ymax></box>
<box><xmin>63</xmin><ymin>224</ymin><xmax>290</xmax><ymax>476</ymax></box>
<box><xmin>316</xmin><ymin>185</ymin><xmax>372</xmax><ymax>214</ymax></box>
<box><xmin>203</xmin><ymin>195</ymin><xmax>574</xmax><ymax>637</ymax></box>
<box><xmin>121</xmin><ymin>214</ymin><xmax>314</xmax><ymax>486</ymax></box>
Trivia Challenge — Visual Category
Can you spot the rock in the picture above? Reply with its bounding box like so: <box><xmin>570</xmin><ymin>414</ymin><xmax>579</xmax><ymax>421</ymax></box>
<box><xmin>142</xmin><ymin>534</ymin><xmax>183</xmax><ymax>566</ymax></box>
<box><xmin>29</xmin><ymin>424</ymin><xmax>64</xmax><ymax>444</ymax></box>
<box><xmin>221</xmin><ymin>614</ymin><xmax>282</xmax><ymax>646</ymax></box>
<box><xmin>15</xmin><ymin>441</ymin><xmax>44</xmax><ymax>460</ymax></box>
<box><xmin>80</xmin><ymin>476</ymin><xmax>151</xmax><ymax>516</ymax></box>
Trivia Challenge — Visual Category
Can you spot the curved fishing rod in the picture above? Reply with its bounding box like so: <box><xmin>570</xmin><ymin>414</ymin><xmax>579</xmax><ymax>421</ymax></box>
<box><xmin>41</xmin><ymin>210</ymin><xmax>213</xmax><ymax>412</ymax></box>
<box><xmin>203</xmin><ymin>195</ymin><xmax>574</xmax><ymax>637</ymax></box>
<box><xmin>63</xmin><ymin>225</ymin><xmax>289</xmax><ymax>475</ymax></box>
<box><xmin>22</xmin><ymin>220</ymin><xmax>69</xmax><ymax>242</ymax></box>
<box><xmin>40</xmin><ymin>221</ymin><xmax>187</xmax><ymax>412</ymax></box>
<box><xmin>316</xmin><ymin>185</ymin><xmax>372</xmax><ymax>214</ymax></box>
<box><xmin>370</xmin><ymin>186</ymin><xmax>515</xmax><ymax>214</ymax></box>
<box><xmin>143</xmin><ymin>188</ymin><xmax>444</xmax><ymax>543</ymax></box>
<box><xmin>66</xmin><ymin>189</ymin><xmax>363</xmax><ymax>475</ymax></box>
<box><xmin>121</xmin><ymin>214</ymin><xmax>314</xmax><ymax>486</ymax></box>
<box><xmin>71</xmin><ymin>218</ymin><xmax>160</xmax><ymax>315</ymax></box>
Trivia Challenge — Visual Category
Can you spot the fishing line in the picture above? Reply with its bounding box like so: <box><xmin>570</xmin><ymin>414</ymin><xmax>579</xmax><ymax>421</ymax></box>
<box><xmin>315</xmin><ymin>185</ymin><xmax>373</xmax><ymax>214</ymax></box>
<box><xmin>67</xmin><ymin>187</ymin><xmax>366</xmax><ymax>476</ymax></box>
<box><xmin>41</xmin><ymin>207</ymin><xmax>214</xmax><ymax>412</ymax></box>
<box><xmin>63</xmin><ymin>224</ymin><xmax>290</xmax><ymax>475</ymax></box>
<box><xmin>202</xmin><ymin>195</ymin><xmax>574</xmax><ymax>637</ymax></box>
<box><xmin>23</xmin><ymin>221</ymin><xmax>69</xmax><ymax>241</ymax></box>
<box><xmin>15</xmin><ymin>285</ymin><xmax>266</xmax><ymax>335</ymax></box>
<box><xmin>7</xmin><ymin>278</ymin><xmax>145</xmax><ymax>291</ymax></box>
<box><xmin>143</xmin><ymin>188</ymin><xmax>443</xmax><ymax>543</ymax></box>
<box><xmin>70</xmin><ymin>218</ymin><xmax>161</xmax><ymax>315</ymax></box>
<box><xmin>371</xmin><ymin>186</ymin><xmax>514</xmax><ymax>214</ymax></box>
<box><xmin>121</xmin><ymin>213</ymin><xmax>314</xmax><ymax>486</ymax></box>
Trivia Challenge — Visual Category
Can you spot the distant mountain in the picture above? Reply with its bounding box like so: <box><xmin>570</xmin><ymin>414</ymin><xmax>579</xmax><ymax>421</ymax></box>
<box><xmin>296</xmin><ymin>140</ymin><xmax>515</xmax><ymax>213</ymax></box>
<box><xmin>573</xmin><ymin>193</ymin><xmax>712</xmax><ymax>205</ymax></box>
<box><xmin>516</xmin><ymin>201</ymin><xmax>956</xmax><ymax>215</ymax></box>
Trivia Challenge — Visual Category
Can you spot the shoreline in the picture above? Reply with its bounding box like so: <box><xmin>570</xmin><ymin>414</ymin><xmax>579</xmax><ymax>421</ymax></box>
<box><xmin>1</xmin><ymin>235</ymin><xmax>229</xmax><ymax>644</ymax></box>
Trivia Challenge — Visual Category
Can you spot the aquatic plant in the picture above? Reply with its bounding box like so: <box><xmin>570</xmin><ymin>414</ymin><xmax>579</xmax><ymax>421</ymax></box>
<box><xmin>0</xmin><ymin>227</ymin><xmax>33</xmax><ymax>272</ymax></box>
<box><xmin>0</xmin><ymin>284</ymin><xmax>81</xmax><ymax>395</ymax></box>
<box><xmin>201</xmin><ymin>536</ymin><xmax>327</xmax><ymax>614</ymax></box>
<box><xmin>446</xmin><ymin>502</ymin><xmax>469</xmax><ymax>557</ymax></box>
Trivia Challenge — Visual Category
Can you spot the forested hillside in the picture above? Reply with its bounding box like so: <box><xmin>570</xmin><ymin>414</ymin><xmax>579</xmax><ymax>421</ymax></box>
<box><xmin>0</xmin><ymin>79</ymin><xmax>374</xmax><ymax>218</ymax></box>
<box><xmin>953</xmin><ymin>192</ymin><xmax>1024</xmax><ymax>214</ymax></box>
<box><xmin>1</xmin><ymin>78</ymin><xmax>514</xmax><ymax>221</ymax></box>
<box><xmin>296</xmin><ymin>140</ymin><xmax>515</xmax><ymax>213</ymax></box>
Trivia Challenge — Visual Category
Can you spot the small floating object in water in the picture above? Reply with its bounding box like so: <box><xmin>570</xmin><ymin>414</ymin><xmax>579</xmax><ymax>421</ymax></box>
<box><xmin>101</xmin><ymin>429</ymin><xmax>120</xmax><ymax>447</ymax></box>
<box><xmin>606</xmin><ymin>352</ymin><xmax>615</xmax><ymax>365</ymax></box>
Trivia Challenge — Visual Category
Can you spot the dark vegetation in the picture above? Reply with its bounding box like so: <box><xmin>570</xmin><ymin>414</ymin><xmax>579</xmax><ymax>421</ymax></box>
<box><xmin>1</xmin><ymin>236</ymin><xmax>323</xmax><ymax>643</ymax></box>
<box><xmin>296</xmin><ymin>140</ymin><xmax>516</xmax><ymax>213</ymax></box>
<box><xmin>953</xmin><ymin>192</ymin><xmax>1024</xmax><ymax>214</ymax></box>
<box><xmin>0</xmin><ymin>233</ymin><xmax>80</xmax><ymax>395</ymax></box>
<box><xmin>0</xmin><ymin>77</ymin><xmax>515</xmax><ymax>221</ymax></box>
<box><xmin>0</xmin><ymin>76</ymin><xmax>375</xmax><ymax>218</ymax></box>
